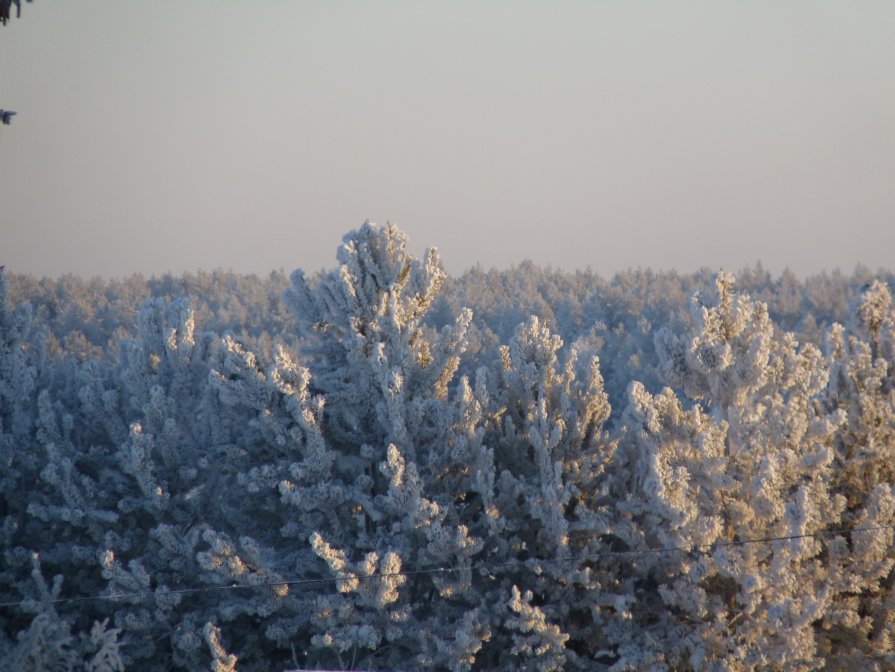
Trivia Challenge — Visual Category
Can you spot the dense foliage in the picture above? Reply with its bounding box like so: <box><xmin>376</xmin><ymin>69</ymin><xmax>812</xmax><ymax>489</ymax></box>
<box><xmin>2</xmin><ymin>222</ymin><xmax>894</xmax><ymax>671</ymax></box>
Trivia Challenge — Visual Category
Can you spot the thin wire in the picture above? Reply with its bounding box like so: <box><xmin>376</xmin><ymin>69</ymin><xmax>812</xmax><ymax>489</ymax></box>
<box><xmin>1</xmin><ymin>523</ymin><xmax>893</xmax><ymax>610</ymax></box>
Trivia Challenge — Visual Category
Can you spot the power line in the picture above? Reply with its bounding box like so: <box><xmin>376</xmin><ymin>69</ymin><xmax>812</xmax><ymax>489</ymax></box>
<box><xmin>1</xmin><ymin>523</ymin><xmax>893</xmax><ymax>610</ymax></box>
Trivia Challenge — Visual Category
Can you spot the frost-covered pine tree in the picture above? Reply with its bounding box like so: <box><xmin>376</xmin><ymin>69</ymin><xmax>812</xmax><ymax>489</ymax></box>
<box><xmin>3</xmin><ymin>292</ymin><xmax>276</xmax><ymax>669</ymax></box>
<box><xmin>816</xmin><ymin>280</ymin><xmax>895</xmax><ymax>669</ymax></box>
<box><xmin>0</xmin><ymin>268</ymin><xmax>128</xmax><ymax>670</ymax></box>
<box><xmin>3</xmin><ymin>230</ymin><xmax>895</xmax><ymax>671</ymax></box>
<box><xmin>453</xmin><ymin>316</ymin><xmax>614</xmax><ymax>667</ymax></box>
<box><xmin>614</xmin><ymin>272</ymin><xmax>893</xmax><ymax>670</ymax></box>
<box><xmin>210</xmin><ymin>222</ymin><xmax>494</xmax><ymax>670</ymax></box>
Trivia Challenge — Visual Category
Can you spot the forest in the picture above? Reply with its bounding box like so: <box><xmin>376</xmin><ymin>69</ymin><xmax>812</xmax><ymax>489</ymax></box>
<box><xmin>2</xmin><ymin>222</ymin><xmax>894</xmax><ymax>671</ymax></box>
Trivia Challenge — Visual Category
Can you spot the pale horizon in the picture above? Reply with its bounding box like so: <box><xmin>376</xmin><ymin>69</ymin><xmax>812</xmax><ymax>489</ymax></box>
<box><xmin>2</xmin><ymin>1</ymin><xmax>893</xmax><ymax>279</ymax></box>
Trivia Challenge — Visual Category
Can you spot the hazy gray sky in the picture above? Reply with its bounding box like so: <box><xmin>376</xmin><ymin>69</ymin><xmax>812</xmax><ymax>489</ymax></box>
<box><xmin>1</xmin><ymin>1</ymin><xmax>893</xmax><ymax>278</ymax></box>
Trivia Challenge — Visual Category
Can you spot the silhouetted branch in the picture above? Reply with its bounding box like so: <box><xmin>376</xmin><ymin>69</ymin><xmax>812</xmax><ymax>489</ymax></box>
<box><xmin>0</xmin><ymin>0</ymin><xmax>31</xmax><ymax>26</ymax></box>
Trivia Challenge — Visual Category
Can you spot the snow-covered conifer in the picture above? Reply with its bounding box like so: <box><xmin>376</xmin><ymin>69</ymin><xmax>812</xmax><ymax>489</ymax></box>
<box><xmin>3</xmin><ymin>231</ymin><xmax>895</xmax><ymax>671</ymax></box>
<box><xmin>615</xmin><ymin>273</ymin><xmax>886</xmax><ymax>670</ymax></box>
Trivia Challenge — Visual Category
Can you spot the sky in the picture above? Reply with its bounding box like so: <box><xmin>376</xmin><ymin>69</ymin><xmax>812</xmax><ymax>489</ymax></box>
<box><xmin>1</xmin><ymin>1</ymin><xmax>893</xmax><ymax>279</ymax></box>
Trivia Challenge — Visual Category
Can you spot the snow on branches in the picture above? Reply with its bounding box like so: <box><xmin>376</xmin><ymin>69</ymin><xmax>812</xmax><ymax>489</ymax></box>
<box><xmin>1</xmin><ymin>234</ymin><xmax>894</xmax><ymax>670</ymax></box>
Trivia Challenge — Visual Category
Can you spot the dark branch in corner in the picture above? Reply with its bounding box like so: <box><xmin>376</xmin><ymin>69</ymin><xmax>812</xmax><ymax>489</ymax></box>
<box><xmin>0</xmin><ymin>0</ymin><xmax>32</xmax><ymax>26</ymax></box>
<box><xmin>1</xmin><ymin>1</ymin><xmax>32</xmax><ymax>124</ymax></box>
